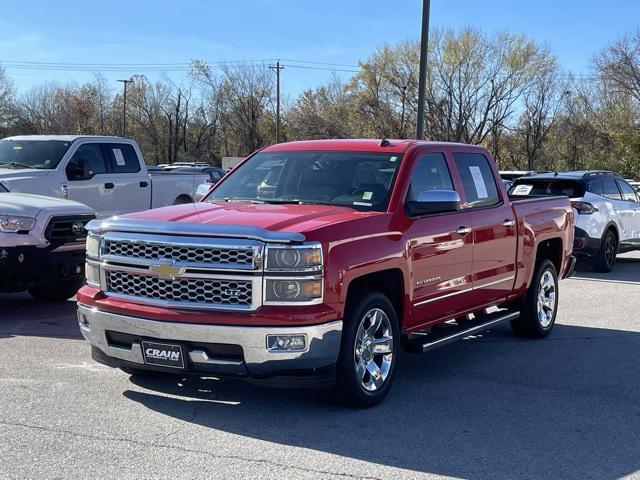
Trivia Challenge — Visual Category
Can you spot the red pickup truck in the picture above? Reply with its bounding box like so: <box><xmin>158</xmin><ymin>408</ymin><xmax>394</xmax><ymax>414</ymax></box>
<box><xmin>78</xmin><ymin>139</ymin><xmax>575</xmax><ymax>406</ymax></box>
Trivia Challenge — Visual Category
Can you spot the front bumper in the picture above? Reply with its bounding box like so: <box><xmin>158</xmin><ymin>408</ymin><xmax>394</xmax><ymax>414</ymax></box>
<box><xmin>0</xmin><ymin>244</ymin><xmax>85</xmax><ymax>293</ymax></box>
<box><xmin>77</xmin><ymin>304</ymin><xmax>342</xmax><ymax>386</ymax></box>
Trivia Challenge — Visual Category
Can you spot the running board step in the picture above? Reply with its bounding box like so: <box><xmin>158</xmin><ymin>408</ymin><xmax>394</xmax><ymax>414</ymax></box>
<box><xmin>403</xmin><ymin>310</ymin><xmax>520</xmax><ymax>354</ymax></box>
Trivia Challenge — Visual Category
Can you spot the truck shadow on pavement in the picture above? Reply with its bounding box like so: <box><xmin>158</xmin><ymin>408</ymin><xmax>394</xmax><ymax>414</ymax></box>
<box><xmin>0</xmin><ymin>293</ymin><xmax>81</xmax><ymax>340</ymax></box>
<box><xmin>572</xmin><ymin>253</ymin><xmax>640</xmax><ymax>284</ymax></box>
<box><xmin>123</xmin><ymin>323</ymin><xmax>640</xmax><ymax>480</ymax></box>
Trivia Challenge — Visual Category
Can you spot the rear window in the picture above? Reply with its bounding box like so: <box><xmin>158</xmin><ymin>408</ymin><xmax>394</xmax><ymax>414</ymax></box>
<box><xmin>510</xmin><ymin>179</ymin><xmax>585</xmax><ymax>198</ymax></box>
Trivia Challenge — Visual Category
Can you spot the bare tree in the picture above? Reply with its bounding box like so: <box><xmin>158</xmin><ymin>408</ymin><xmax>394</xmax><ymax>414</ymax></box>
<box><xmin>517</xmin><ymin>69</ymin><xmax>567</xmax><ymax>170</ymax></box>
<box><xmin>594</xmin><ymin>30</ymin><xmax>640</xmax><ymax>103</ymax></box>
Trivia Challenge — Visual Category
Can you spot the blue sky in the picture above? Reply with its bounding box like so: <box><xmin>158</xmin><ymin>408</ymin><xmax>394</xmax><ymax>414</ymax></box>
<box><xmin>1</xmin><ymin>0</ymin><xmax>638</xmax><ymax>97</ymax></box>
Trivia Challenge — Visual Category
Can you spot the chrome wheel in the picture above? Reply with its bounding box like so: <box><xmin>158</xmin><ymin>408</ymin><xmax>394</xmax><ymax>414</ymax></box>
<box><xmin>536</xmin><ymin>270</ymin><xmax>556</xmax><ymax>328</ymax></box>
<box><xmin>353</xmin><ymin>308</ymin><xmax>394</xmax><ymax>392</ymax></box>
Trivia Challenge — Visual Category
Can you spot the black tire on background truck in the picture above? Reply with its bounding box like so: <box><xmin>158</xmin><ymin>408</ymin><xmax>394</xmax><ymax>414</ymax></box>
<box><xmin>335</xmin><ymin>291</ymin><xmax>400</xmax><ymax>407</ymax></box>
<box><xmin>28</xmin><ymin>279</ymin><xmax>84</xmax><ymax>301</ymax></box>
<box><xmin>591</xmin><ymin>229</ymin><xmax>617</xmax><ymax>273</ymax></box>
<box><xmin>511</xmin><ymin>259</ymin><xmax>559</xmax><ymax>338</ymax></box>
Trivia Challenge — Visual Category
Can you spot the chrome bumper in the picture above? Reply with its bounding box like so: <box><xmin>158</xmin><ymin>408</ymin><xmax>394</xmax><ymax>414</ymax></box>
<box><xmin>77</xmin><ymin>304</ymin><xmax>342</xmax><ymax>376</ymax></box>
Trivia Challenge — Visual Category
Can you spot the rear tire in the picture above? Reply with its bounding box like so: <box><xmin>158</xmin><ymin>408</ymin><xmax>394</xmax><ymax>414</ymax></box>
<box><xmin>592</xmin><ymin>229</ymin><xmax>617</xmax><ymax>273</ymax></box>
<box><xmin>334</xmin><ymin>291</ymin><xmax>400</xmax><ymax>408</ymax></box>
<box><xmin>511</xmin><ymin>259</ymin><xmax>558</xmax><ymax>338</ymax></box>
<box><xmin>28</xmin><ymin>279</ymin><xmax>84</xmax><ymax>301</ymax></box>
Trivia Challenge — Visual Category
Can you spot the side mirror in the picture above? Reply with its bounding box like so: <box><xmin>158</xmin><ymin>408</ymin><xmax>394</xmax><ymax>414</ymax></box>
<box><xmin>195</xmin><ymin>182</ymin><xmax>212</xmax><ymax>201</ymax></box>
<box><xmin>408</xmin><ymin>189</ymin><xmax>461</xmax><ymax>216</ymax></box>
<box><xmin>66</xmin><ymin>158</ymin><xmax>93</xmax><ymax>181</ymax></box>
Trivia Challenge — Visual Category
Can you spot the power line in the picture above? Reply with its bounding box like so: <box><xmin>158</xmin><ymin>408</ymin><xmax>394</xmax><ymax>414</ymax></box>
<box><xmin>0</xmin><ymin>58</ymin><xmax>598</xmax><ymax>80</ymax></box>
<box><xmin>0</xmin><ymin>58</ymin><xmax>362</xmax><ymax>74</ymax></box>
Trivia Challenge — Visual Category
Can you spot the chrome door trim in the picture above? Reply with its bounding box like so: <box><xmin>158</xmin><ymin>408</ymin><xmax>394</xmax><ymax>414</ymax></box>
<box><xmin>413</xmin><ymin>287</ymin><xmax>473</xmax><ymax>307</ymax></box>
<box><xmin>473</xmin><ymin>275</ymin><xmax>516</xmax><ymax>290</ymax></box>
<box><xmin>412</xmin><ymin>275</ymin><xmax>515</xmax><ymax>308</ymax></box>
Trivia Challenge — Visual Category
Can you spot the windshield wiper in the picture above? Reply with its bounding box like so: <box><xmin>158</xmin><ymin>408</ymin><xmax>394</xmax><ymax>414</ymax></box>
<box><xmin>259</xmin><ymin>199</ymin><xmax>307</xmax><ymax>205</ymax></box>
<box><xmin>0</xmin><ymin>162</ymin><xmax>34</xmax><ymax>169</ymax></box>
<box><xmin>221</xmin><ymin>197</ymin><xmax>307</xmax><ymax>205</ymax></box>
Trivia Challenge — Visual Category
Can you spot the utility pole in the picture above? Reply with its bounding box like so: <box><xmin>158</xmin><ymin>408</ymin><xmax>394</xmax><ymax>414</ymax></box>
<box><xmin>117</xmin><ymin>79</ymin><xmax>134</xmax><ymax>137</ymax></box>
<box><xmin>269</xmin><ymin>60</ymin><xmax>284</xmax><ymax>143</ymax></box>
<box><xmin>416</xmin><ymin>0</ymin><xmax>431</xmax><ymax>140</ymax></box>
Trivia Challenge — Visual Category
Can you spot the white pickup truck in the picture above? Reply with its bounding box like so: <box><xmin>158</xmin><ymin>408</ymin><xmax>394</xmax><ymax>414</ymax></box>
<box><xmin>0</xmin><ymin>135</ymin><xmax>210</xmax><ymax>217</ymax></box>
<box><xmin>0</xmin><ymin>182</ymin><xmax>95</xmax><ymax>300</ymax></box>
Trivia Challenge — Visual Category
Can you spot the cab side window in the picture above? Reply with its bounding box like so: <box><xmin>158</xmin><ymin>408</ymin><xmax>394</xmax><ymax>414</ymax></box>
<box><xmin>66</xmin><ymin>144</ymin><xmax>107</xmax><ymax>181</ymax></box>
<box><xmin>452</xmin><ymin>152</ymin><xmax>500</xmax><ymax>208</ymax></box>
<box><xmin>602</xmin><ymin>177</ymin><xmax>622</xmax><ymax>200</ymax></box>
<box><xmin>617</xmin><ymin>180</ymin><xmax>639</xmax><ymax>201</ymax></box>
<box><xmin>406</xmin><ymin>152</ymin><xmax>453</xmax><ymax>203</ymax></box>
<box><xmin>589</xmin><ymin>179</ymin><xmax>603</xmax><ymax>196</ymax></box>
<box><xmin>104</xmin><ymin>144</ymin><xmax>140</xmax><ymax>173</ymax></box>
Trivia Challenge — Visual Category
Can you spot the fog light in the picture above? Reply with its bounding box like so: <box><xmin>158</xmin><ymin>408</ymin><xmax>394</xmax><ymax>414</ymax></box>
<box><xmin>266</xmin><ymin>334</ymin><xmax>307</xmax><ymax>352</ymax></box>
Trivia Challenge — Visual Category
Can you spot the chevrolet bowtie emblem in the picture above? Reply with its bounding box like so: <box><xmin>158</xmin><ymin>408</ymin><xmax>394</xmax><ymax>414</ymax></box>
<box><xmin>149</xmin><ymin>261</ymin><xmax>184</xmax><ymax>279</ymax></box>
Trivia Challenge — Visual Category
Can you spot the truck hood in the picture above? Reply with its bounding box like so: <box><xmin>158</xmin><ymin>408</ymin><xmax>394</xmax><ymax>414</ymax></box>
<box><xmin>0</xmin><ymin>192</ymin><xmax>94</xmax><ymax>217</ymax></box>
<box><xmin>124</xmin><ymin>201</ymin><xmax>381</xmax><ymax>235</ymax></box>
<box><xmin>0</xmin><ymin>168</ymin><xmax>50</xmax><ymax>182</ymax></box>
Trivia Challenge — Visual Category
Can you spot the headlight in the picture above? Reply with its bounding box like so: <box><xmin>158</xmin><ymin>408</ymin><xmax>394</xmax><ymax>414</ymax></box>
<box><xmin>264</xmin><ymin>278</ymin><xmax>322</xmax><ymax>304</ymax></box>
<box><xmin>265</xmin><ymin>244</ymin><xmax>322</xmax><ymax>272</ymax></box>
<box><xmin>0</xmin><ymin>215</ymin><xmax>36</xmax><ymax>233</ymax></box>
<box><xmin>86</xmin><ymin>234</ymin><xmax>100</xmax><ymax>258</ymax></box>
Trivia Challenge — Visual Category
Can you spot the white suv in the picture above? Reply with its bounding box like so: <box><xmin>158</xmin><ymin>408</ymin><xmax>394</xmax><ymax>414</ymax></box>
<box><xmin>511</xmin><ymin>171</ymin><xmax>640</xmax><ymax>272</ymax></box>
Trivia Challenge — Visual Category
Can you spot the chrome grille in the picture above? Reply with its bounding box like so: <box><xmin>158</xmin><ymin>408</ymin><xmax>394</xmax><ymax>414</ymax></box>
<box><xmin>103</xmin><ymin>239</ymin><xmax>254</xmax><ymax>266</ymax></box>
<box><xmin>106</xmin><ymin>271</ymin><xmax>252</xmax><ymax>307</ymax></box>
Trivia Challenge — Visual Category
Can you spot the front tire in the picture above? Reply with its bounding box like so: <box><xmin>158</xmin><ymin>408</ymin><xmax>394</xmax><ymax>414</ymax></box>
<box><xmin>511</xmin><ymin>259</ymin><xmax>558</xmax><ymax>338</ymax></box>
<box><xmin>335</xmin><ymin>292</ymin><xmax>400</xmax><ymax>407</ymax></box>
<box><xmin>592</xmin><ymin>229</ymin><xmax>617</xmax><ymax>273</ymax></box>
<box><xmin>28</xmin><ymin>279</ymin><xmax>84</xmax><ymax>301</ymax></box>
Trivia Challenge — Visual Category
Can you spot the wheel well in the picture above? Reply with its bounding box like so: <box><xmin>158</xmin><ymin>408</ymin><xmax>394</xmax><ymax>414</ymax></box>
<box><xmin>605</xmin><ymin>224</ymin><xmax>619</xmax><ymax>243</ymax></box>
<box><xmin>345</xmin><ymin>269</ymin><xmax>404</xmax><ymax>322</ymax></box>
<box><xmin>536</xmin><ymin>238</ymin><xmax>563</xmax><ymax>272</ymax></box>
<box><xmin>173</xmin><ymin>194</ymin><xmax>193</xmax><ymax>205</ymax></box>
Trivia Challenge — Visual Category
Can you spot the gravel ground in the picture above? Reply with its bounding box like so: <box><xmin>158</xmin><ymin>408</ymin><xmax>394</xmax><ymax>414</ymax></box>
<box><xmin>1</xmin><ymin>253</ymin><xmax>639</xmax><ymax>480</ymax></box>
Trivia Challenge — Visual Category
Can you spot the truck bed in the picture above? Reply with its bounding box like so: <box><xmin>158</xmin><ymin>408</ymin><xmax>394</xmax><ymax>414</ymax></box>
<box><xmin>508</xmin><ymin>194</ymin><xmax>575</xmax><ymax>298</ymax></box>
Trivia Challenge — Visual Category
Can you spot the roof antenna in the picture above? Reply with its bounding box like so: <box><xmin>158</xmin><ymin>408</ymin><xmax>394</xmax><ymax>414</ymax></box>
<box><xmin>379</xmin><ymin>138</ymin><xmax>390</xmax><ymax>147</ymax></box>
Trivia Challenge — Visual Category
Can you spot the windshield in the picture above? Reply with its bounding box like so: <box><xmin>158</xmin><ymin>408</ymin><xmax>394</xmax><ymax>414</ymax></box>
<box><xmin>207</xmin><ymin>151</ymin><xmax>402</xmax><ymax>211</ymax></box>
<box><xmin>0</xmin><ymin>140</ymin><xmax>73</xmax><ymax>169</ymax></box>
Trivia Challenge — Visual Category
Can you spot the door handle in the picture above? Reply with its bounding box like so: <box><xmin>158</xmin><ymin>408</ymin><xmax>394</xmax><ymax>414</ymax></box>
<box><xmin>502</xmin><ymin>219</ymin><xmax>516</xmax><ymax>227</ymax></box>
<box><xmin>139</xmin><ymin>181</ymin><xmax>149</xmax><ymax>188</ymax></box>
<box><xmin>456</xmin><ymin>226</ymin><xmax>472</xmax><ymax>235</ymax></box>
<box><xmin>104</xmin><ymin>182</ymin><xmax>115</xmax><ymax>189</ymax></box>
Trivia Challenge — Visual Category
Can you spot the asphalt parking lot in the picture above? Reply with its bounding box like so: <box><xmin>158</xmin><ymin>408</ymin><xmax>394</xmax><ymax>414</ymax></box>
<box><xmin>1</xmin><ymin>253</ymin><xmax>639</xmax><ymax>480</ymax></box>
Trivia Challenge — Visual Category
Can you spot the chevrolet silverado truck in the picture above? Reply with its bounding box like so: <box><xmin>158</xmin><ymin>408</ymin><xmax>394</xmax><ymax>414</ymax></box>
<box><xmin>0</xmin><ymin>182</ymin><xmax>95</xmax><ymax>300</ymax></box>
<box><xmin>0</xmin><ymin>135</ymin><xmax>210</xmax><ymax>217</ymax></box>
<box><xmin>77</xmin><ymin>139</ymin><xmax>575</xmax><ymax>407</ymax></box>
